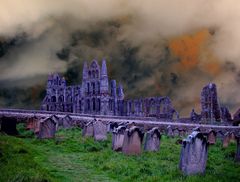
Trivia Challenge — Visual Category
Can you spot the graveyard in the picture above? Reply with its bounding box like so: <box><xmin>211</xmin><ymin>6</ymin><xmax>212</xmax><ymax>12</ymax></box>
<box><xmin>0</xmin><ymin>124</ymin><xmax>239</xmax><ymax>182</ymax></box>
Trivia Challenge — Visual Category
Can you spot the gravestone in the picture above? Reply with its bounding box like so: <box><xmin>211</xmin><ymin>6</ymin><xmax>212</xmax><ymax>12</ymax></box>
<box><xmin>179</xmin><ymin>131</ymin><xmax>208</xmax><ymax>175</ymax></box>
<box><xmin>82</xmin><ymin>121</ymin><xmax>94</xmax><ymax>137</ymax></box>
<box><xmin>61</xmin><ymin>115</ymin><xmax>72</xmax><ymax>129</ymax></box>
<box><xmin>166</xmin><ymin>126</ymin><xmax>174</xmax><ymax>137</ymax></box>
<box><xmin>26</xmin><ymin>116</ymin><xmax>39</xmax><ymax>132</ymax></box>
<box><xmin>222</xmin><ymin>132</ymin><xmax>230</xmax><ymax>148</ymax></box>
<box><xmin>38</xmin><ymin>117</ymin><xmax>57</xmax><ymax>139</ymax></box>
<box><xmin>51</xmin><ymin>115</ymin><xmax>60</xmax><ymax>130</ymax></box>
<box><xmin>112</xmin><ymin>125</ymin><xmax>126</xmax><ymax>151</ymax></box>
<box><xmin>207</xmin><ymin>130</ymin><xmax>217</xmax><ymax>145</ymax></box>
<box><xmin>122</xmin><ymin>126</ymin><xmax>144</xmax><ymax>155</ymax></box>
<box><xmin>107</xmin><ymin>122</ymin><xmax>118</xmax><ymax>133</ymax></box>
<box><xmin>144</xmin><ymin>127</ymin><xmax>161</xmax><ymax>152</ymax></box>
<box><xmin>229</xmin><ymin>132</ymin><xmax>236</xmax><ymax>143</ymax></box>
<box><xmin>93</xmin><ymin>120</ymin><xmax>107</xmax><ymax>141</ymax></box>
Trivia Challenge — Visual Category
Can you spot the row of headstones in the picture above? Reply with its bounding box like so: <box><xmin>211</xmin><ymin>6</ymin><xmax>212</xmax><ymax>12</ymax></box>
<box><xmin>27</xmin><ymin>116</ymin><xmax>240</xmax><ymax>175</ymax></box>
<box><xmin>26</xmin><ymin>115</ymin><xmax>73</xmax><ymax>139</ymax></box>
<box><xmin>82</xmin><ymin>120</ymin><xmax>161</xmax><ymax>153</ymax></box>
<box><xmin>167</xmin><ymin>126</ymin><xmax>237</xmax><ymax>148</ymax></box>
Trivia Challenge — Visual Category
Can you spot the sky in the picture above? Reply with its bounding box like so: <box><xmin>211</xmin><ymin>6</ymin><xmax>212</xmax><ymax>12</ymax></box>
<box><xmin>1</xmin><ymin>0</ymin><xmax>240</xmax><ymax>116</ymax></box>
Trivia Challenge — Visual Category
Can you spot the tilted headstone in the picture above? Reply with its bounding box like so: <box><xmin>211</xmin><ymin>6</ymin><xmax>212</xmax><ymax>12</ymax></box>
<box><xmin>122</xmin><ymin>126</ymin><xmax>144</xmax><ymax>155</ymax></box>
<box><xmin>112</xmin><ymin>125</ymin><xmax>126</xmax><ymax>151</ymax></box>
<box><xmin>207</xmin><ymin>130</ymin><xmax>217</xmax><ymax>145</ymax></box>
<box><xmin>222</xmin><ymin>132</ymin><xmax>230</xmax><ymax>148</ymax></box>
<box><xmin>38</xmin><ymin>117</ymin><xmax>57</xmax><ymax>139</ymax></box>
<box><xmin>166</xmin><ymin>125</ymin><xmax>173</xmax><ymax>137</ymax></box>
<box><xmin>144</xmin><ymin>127</ymin><xmax>161</xmax><ymax>152</ymax></box>
<box><xmin>179</xmin><ymin>131</ymin><xmax>208</xmax><ymax>175</ymax></box>
<box><xmin>236</xmin><ymin>135</ymin><xmax>240</xmax><ymax>162</ymax></box>
<box><xmin>93</xmin><ymin>120</ymin><xmax>107</xmax><ymax>141</ymax></box>
<box><xmin>82</xmin><ymin>121</ymin><xmax>94</xmax><ymax>137</ymax></box>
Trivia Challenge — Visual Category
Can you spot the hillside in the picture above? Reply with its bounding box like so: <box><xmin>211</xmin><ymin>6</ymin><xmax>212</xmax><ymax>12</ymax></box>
<box><xmin>0</xmin><ymin>125</ymin><xmax>239</xmax><ymax>182</ymax></box>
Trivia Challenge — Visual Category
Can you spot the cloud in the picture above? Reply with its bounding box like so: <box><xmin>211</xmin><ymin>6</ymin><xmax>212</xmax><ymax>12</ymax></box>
<box><xmin>1</xmin><ymin>0</ymin><xmax>240</xmax><ymax>115</ymax></box>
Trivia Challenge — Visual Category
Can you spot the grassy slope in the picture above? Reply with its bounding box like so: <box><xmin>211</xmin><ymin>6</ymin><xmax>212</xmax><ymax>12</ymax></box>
<box><xmin>0</xmin><ymin>127</ymin><xmax>240</xmax><ymax>182</ymax></box>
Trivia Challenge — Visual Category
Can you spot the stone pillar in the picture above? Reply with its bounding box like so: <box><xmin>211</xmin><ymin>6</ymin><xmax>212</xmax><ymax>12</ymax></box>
<box><xmin>112</xmin><ymin>125</ymin><xmax>126</xmax><ymax>151</ymax></box>
<box><xmin>144</xmin><ymin>127</ymin><xmax>161</xmax><ymax>152</ymax></box>
<box><xmin>122</xmin><ymin>126</ymin><xmax>144</xmax><ymax>155</ymax></box>
<box><xmin>179</xmin><ymin>131</ymin><xmax>208</xmax><ymax>175</ymax></box>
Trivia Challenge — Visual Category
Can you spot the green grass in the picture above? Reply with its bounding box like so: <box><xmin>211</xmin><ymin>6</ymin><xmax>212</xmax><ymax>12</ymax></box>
<box><xmin>0</xmin><ymin>125</ymin><xmax>240</xmax><ymax>182</ymax></box>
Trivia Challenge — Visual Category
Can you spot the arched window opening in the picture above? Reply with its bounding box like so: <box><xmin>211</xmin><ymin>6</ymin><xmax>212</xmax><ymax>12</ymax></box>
<box><xmin>87</xmin><ymin>83</ymin><xmax>90</xmax><ymax>95</ymax></box>
<box><xmin>97</xmin><ymin>99</ymin><xmax>101</xmax><ymax>111</ymax></box>
<box><xmin>92</xmin><ymin>82</ymin><xmax>95</xmax><ymax>94</ymax></box>
<box><xmin>92</xmin><ymin>98</ymin><xmax>96</xmax><ymax>111</ymax></box>
<box><xmin>51</xmin><ymin>96</ymin><xmax>56</xmax><ymax>102</ymax></box>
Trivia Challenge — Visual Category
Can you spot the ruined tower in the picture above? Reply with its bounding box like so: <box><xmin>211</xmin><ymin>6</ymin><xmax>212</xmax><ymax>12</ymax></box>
<box><xmin>201</xmin><ymin>83</ymin><xmax>221</xmax><ymax>122</ymax></box>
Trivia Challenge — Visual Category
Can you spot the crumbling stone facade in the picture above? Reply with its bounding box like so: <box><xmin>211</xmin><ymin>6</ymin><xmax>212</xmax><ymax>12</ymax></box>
<box><xmin>200</xmin><ymin>83</ymin><xmax>232</xmax><ymax>123</ymax></box>
<box><xmin>41</xmin><ymin>59</ymin><xmax>177</xmax><ymax>119</ymax></box>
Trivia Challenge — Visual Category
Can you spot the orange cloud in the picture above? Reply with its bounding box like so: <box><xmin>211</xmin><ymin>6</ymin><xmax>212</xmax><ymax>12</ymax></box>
<box><xmin>169</xmin><ymin>29</ymin><xmax>209</xmax><ymax>71</ymax></box>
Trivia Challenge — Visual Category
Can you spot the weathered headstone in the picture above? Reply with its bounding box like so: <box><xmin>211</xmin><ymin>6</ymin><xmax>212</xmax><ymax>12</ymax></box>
<box><xmin>179</xmin><ymin>131</ymin><xmax>208</xmax><ymax>175</ymax></box>
<box><xmin>26</xmin><ymin>116</ymin><xmax>39</xmax><ymax>131</ymax></box>
<box><xmin>38</xmin><ymin>117</ymin><xmax>57</xmax><ymax>139</ymax></box>
<box><xmin>122</xmin><ymin>126</ymin><xmax>144</xmax><ymax>155</ymax></box>
<box><xmin>207</xmin><ymin>130</ymin><xmax>217</xmax><ymax>145</ymax></box>
<box><xmin>107</xmin><ymin>122</ymin><xmax>118</xmax><ymax>133</ymax></box>
<box><xmin>222</xmin><ymin>132</ymin><xmax>230</xmax><ymax>148</ymax></box>
<box><xmin>82</xmin><ymin>121</ymin><xmax>94</xmax><ymax>137</ymax></box>
<box><xmin>166</xmin><ymin>125</ymin><xmax>174</xmax><ymax>137</ymax></box>
<box><xmin>144</xmin><ymin>127</ymin><xmax>161</xmax><ymax>152</ymax></box>
<box><xmin>93</xmin><ymin>120</ymin><xmax>107</xmax><ymax>141</ymax></box>
<box><xmin>51</xmin><ymin>115</ymin><xmax>60</xmax><ymax>130</ymax></box>
<box><xmin>112</xmin><ymin>125</ymin><xmax>126</xmax><ymax>151</ymax></box>
<box><xmin>61</xmin><ymin>115</ymin><xmax>72</xmax><ymax>129</ymax></box>
<box><xmin>229</xmin><ymin>132</ymin><xmax>236</xmax><ymax>143</ymax></box>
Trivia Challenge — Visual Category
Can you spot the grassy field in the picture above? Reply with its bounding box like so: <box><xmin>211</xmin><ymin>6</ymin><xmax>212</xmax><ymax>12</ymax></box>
<box><xmin>0</xmin><ymin>125</ymin><xmax>240</xmax><ymax>182</ymax></box>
